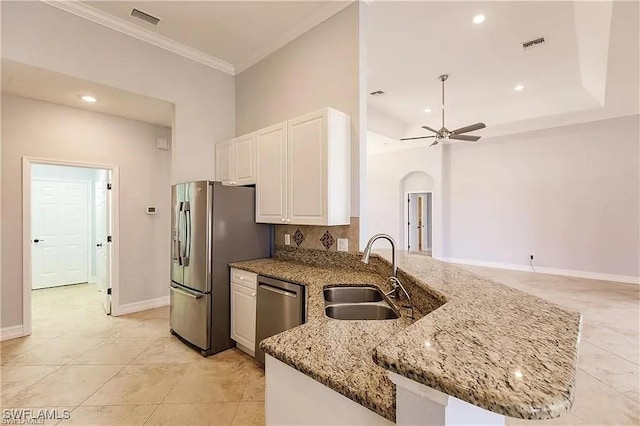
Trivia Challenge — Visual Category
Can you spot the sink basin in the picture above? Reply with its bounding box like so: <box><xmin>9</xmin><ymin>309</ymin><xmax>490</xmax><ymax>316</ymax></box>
<box><xmin>323</xmin><ymin>285</ymin><xmax>400</xmax><ymax>320</ymax></box>
<box><xmin>323</xmin><ymin>286</ymin><xmax>385</xmax><ymax>303</ymax></box>
<box><xmin>325</xmin><ymin>303</ymin><xmax>399</xmax><ymax>320</ymax></box>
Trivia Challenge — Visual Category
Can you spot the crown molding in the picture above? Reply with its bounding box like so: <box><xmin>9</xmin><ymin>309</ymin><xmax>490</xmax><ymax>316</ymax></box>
<box><xmin>41</xmin><ymin>0</ymin><xmax>236</xmax><ymax>76</ymax></box>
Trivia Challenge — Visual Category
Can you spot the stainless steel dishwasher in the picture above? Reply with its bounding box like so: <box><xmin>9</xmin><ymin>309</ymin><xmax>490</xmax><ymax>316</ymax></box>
<box><xmin>255</xmin><ymin>276</ymin><xmax>306</xmax><ymax>364</ymax></box>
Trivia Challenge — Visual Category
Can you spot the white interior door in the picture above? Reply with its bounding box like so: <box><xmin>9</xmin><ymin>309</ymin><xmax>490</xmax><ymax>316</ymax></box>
<box><xmin>32</xmin><ymin>179</ymin><xmax>89</xmax><ymax>289</ymax></box>
<box><xmin>94</xmin><ymin>170</ymin><xmax>111</xmax><ymax>313</ymax></box>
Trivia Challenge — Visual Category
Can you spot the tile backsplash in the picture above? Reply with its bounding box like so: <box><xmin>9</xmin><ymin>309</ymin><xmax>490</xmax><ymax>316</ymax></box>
<box><xmin>274</xmin><ymin>217</ymin><xmax>359</xmax><ymax>253</ymax></box>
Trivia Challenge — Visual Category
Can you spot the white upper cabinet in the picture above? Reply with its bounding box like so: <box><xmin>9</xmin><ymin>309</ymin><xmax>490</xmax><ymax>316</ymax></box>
<box><xmin>215</xmin><ymin>133</ymin><xmax>257</xmax><ymax>186</ymax></box>
<box><xmin>215</xmin><ymin>140</ymin><xmax>233</xmax><ymax>184</ymax></box>
<box><xmin>256</xmin><ymin>122</ymin><xmax>288</xmax><ymax>224</ymax></box>
<box><xmin>256</xmin><ymin>108</ymin><xmax>350</xmax><ymax>226</ymax></box>
<box><xmin>233</xmin><ymin>134</ymin><xmax>257</xmax><ymax>186</ymax></box>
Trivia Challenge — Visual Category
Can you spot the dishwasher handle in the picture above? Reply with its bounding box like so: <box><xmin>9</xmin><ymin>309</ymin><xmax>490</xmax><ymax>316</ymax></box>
<box><xmin>259</xmin><ymin>283</ymin><xmax>297</xmax><ymax>298</ymax></box>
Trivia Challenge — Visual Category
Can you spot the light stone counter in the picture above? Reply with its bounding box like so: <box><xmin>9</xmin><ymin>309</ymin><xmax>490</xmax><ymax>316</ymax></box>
<box><xmin>230</xmin><ymin>247</ymin><xmax>581</xmax><ymax>422</ymax></box>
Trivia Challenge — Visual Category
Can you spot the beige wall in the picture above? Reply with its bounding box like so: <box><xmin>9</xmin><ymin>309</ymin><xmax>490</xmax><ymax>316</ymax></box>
<box><xmin>1</xmin><ymin>94</ymin><xmax>172</xmax><ymax>328</ymax></box>
<box><xmin>235</xmin><ymin>3</ymin><xmax>364</xmax><ymax>250</ymax></box>
<box><xmin>235</xmin><ymin>2</ymin><xmax>362</xmax><ymax>216</ymax></box>
<box><xmin>1</xmin><ymin>1</ymin><xmax>235</xmax><ymax>184</ymax></box>
<box><xmin>367</xmin><ymin>114</ymin><xmax>640</xmax><ymax>279</ymax></box>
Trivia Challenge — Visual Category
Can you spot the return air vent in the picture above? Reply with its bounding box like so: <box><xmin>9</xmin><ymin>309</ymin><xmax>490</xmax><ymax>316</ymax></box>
<box><xmin>131</xmin><ymin>8</ymin><xmax>160</xmax><ymax>26</ymax></box>
<box><xmin>522</xmin><ymin>37</ymin><xmax>545</xmax><ymax>50</ymax></box>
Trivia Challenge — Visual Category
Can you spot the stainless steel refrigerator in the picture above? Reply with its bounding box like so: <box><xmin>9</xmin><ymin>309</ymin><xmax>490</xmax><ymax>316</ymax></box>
<box><xmin>170</xmin><ymin>181</ymin><xmax>271</xmax><ymax>356</ymax></box>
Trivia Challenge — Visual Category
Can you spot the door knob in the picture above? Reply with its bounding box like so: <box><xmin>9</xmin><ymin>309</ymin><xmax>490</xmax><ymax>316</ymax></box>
<box><xmin>33</xmin><ymin>239</ymin><xmax>43</xmax><ymax>243</ymax></box>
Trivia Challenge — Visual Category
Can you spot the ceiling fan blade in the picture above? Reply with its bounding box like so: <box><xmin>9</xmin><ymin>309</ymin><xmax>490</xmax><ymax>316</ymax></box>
<box><xmin>400</xmin><ymin>136</ymin><xmax>436</xmax><ymax>141</ymax></box>
<box><xmin>421</xmin><ymin>125</ymin><xmax>440</xmax><ymax>134</ymax></box>
<box><xmin>449</xmin><ymin>134</ymin><xmax>481</xmax><ymax>142</ymax></box>
<box><xmin>429</xmin><ymin>140</ymin><xmax>440</xmax><ymax>147</ymax></box>
<box><xmin>451</xmin><ymin>123</ymin><xmax>486</xmax><ymax>134</ymax></box>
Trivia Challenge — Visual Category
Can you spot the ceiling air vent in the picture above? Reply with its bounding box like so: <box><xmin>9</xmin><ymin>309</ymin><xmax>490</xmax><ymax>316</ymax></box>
<box><xmin>370</xmin><ymin>90</ymin><xmax>385</xmax><ymax>96</ymax></box>
<box><xmin>131</xmin><ymin>8</ymin><xmax>160</xmax><ymax>26</ymax></box>
<box><xmin>522</xmin><ymin>37</ymin><xmax>545</xmax><ymax>51</ymax></box>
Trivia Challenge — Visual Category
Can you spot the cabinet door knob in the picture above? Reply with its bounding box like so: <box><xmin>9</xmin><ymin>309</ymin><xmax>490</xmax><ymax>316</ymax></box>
<box><xmin>281</xmin><ymin>218</ymin><xmax>286</xmax><ymax>223</ymax></box>
<box><xmin>286</xmin><ymin>219</ymin><xmax>291</xmax><ymax>223</ymax></box>
<box><xmin>251</xmin><ymin>292</ymin><xmax>256</xmax><ymax>297</ymax></box>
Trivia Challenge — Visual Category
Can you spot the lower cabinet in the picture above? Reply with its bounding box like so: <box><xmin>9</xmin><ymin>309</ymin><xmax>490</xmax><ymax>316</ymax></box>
<box><xmin>230</xmin><ymin>268</ymin><xmax>257</xmax><ymax>356</ymax></box>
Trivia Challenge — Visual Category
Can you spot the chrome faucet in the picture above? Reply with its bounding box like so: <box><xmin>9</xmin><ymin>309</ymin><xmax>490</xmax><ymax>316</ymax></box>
<box><xmin>361</xmin><ymin>234</ymin><xmax>411</xmax><ymax>302</ymax></box>
<box><xmin>362</xmin><ymin>234</ymin><xmax>397</xmax><ymax>278</ymax></box>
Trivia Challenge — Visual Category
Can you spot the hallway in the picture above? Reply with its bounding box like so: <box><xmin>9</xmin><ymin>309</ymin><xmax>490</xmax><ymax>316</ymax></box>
<box><xmin>1</xmin><ymin>284</ymin><xmax>265</xmax><ymax>425</ymax></box>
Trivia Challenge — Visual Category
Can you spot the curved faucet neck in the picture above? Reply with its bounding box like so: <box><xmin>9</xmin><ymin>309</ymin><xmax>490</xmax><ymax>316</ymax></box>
<box><xmin>364</xmin><ymin>233</ymin><xmax>397</xmax><ymax>278</ymax></box>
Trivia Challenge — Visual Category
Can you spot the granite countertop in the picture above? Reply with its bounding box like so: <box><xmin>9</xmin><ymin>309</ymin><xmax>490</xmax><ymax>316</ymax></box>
<box><xmin>371</xmin><ymin>251</ymin><xmax>581</xmax><ymax>420</ymax></box>
<box><xmin>230</xmin><ymin>248</ymin><xmax>581</xmax><ymax>422</ymax></box>
<box><xmin>229</xmin><ymin>257</ymin><xmax>416</xmax><ymax>421</ymax></box>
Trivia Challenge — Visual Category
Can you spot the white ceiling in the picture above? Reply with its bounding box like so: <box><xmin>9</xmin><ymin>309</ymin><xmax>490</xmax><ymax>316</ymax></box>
<box><xmin>1</xmin><ymin>59</ymin><xmax>174</xmax><ymax>126</ymax></box>
<box><xmin>82</xmin><ymin>0</ymin><xmax>351</xmax><ymax>73</ymax></box>
<box><xmin>368</xmin><ymin>1</ymin><xmax>639</xmax><ymax>142</ymax></box>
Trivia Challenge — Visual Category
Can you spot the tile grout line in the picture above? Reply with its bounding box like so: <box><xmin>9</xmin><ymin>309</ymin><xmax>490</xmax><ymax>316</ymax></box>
<box><xmin>581</xmin><ymin>337</ymin><xmax>640</xmax><ymax>367</ymax></box>
<box><xmin>576</xmin><ymin>368</ymin><xmax>640</xmax><ymax>407</ymax></box>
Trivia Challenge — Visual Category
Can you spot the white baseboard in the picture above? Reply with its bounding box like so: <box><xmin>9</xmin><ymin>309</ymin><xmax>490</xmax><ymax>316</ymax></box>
<box><xmin>114</xmin><ymin>296</ymin><xmax>170</xmax><ymax>316</ymax></box>
<box><xmin>440</xmin><ymin>257</ymin><xmax>640</xmax><ymax>285</ymax></box>
<box><xmin>0</xmin><ymin>325</ymin><xmax>26</xmax><ymax>341</ymax></box>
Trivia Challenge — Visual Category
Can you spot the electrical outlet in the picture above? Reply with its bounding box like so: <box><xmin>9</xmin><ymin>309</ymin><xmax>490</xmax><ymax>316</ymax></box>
<box><xmin>284</xmin><ymin>234</ymin><xmax>291</xmax><ymax>246</ymax></box>
<box><xmin>529</xmin><ymin>255</ymin><xmax>534</xmax><ymax>260</ymax></box>
<box><xmin>337</xmin><ymin>238</ymin><xmax>348</xmax><ymax>252</ymax></box>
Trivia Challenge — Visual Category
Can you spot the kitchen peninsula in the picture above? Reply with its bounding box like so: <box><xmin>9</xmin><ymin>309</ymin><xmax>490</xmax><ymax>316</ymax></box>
<box><xmin>230</xmin><ymin>247</ymin><xmax>581</xmax><ymax>425</ymax></box>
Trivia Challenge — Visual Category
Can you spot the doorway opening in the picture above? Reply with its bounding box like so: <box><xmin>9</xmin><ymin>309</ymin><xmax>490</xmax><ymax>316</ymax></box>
<box><xmin>23</xmin><ymin>158</ymin><xmax>119</xmax><ymax>336</ymax></box>
<box><xmin>406</xmin><ymin>192</ymin><xmax>433</xmax><ymax>255</ymax></box>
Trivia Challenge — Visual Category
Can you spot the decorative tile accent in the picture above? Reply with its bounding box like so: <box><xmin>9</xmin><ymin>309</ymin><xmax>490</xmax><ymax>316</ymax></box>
<box><xmin>320</xmin><ymin>230</ymin><xmax>335</xmax><ymax>250</ymax></box>
<box><xmin>292</xmin><ymin>229</ymin><xmax>305</xmax><ymax>247</ymax></box>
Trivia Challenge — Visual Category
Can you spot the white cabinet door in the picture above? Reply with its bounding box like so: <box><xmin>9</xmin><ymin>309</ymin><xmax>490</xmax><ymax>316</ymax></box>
<box><xmin>256</xmin><ymin>122</ymin><xmax>288</xmax><ymax>224</ymax></box>
<box><xmin>215</xmin><ymin>140</ymin><xmax>233</xmax><ymax>185</ymax></box>
<box><xmin>287</xmin><ymin>110</ymin><xmax>326</xmax><ymax>225</ymax></box>
<box><xmin>234</xmin><ymin>133</ymin><xmax>256</xmax><ymax>186</ymax></box>
<box><xmin>231</xmin><ymin>282</ymin><xmax>257</xmax><ymax>350</ymax></box>
<box><xmin>287</xmin><ymin>108</ymin><xmax>351</xmax><ymax>226</ymax></box>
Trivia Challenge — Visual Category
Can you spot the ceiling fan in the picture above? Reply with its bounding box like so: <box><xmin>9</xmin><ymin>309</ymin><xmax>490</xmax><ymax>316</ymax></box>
<box><xmin>401</xmin><ymin>74</ymin><xmax>486</xmax><ymax>146</ymax></box>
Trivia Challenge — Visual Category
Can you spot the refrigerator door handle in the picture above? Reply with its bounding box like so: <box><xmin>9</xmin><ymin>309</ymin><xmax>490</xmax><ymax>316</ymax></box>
<box><xmin>173</xmin><ymin>201</ymin><xmax>184</xmax><ymax>266</ymax></box>
<box><xmin>183</xmin><ymin>201</ymin><xmax>191</xmax><ymax>266</ymax></box>
<box><xmin>171</xmin><ymin>285</ymin><xmax>203</xmax><ymax>299</ymax></box>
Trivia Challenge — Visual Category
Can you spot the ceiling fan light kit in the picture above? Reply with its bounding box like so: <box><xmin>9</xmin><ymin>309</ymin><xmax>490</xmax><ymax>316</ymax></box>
<box><xmin>401</xmin><ymin>74</ymin><xmax>486</xmax><ymax>146</ymax></box>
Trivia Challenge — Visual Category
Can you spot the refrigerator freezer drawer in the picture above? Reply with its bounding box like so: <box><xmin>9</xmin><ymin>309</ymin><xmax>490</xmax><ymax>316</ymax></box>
<box><xmin>170</xmin><ymin>285</ymin><xmax>210</xmax><ymax>350</ymax></box>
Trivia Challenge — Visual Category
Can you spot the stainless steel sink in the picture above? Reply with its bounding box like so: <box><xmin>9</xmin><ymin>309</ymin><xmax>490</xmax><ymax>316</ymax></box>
<box><xmin>323</xmin><ymin>285</ymin><xmax>400</xmax><ymax>320</ymax></box>
<box><xmin>325</xmin><ymin>303</ymin><xmax>399</xmax><ymax>320</ymax></box>
<box><xmin>323</xmin><ymin>286</ymin><xmax>384</xmax><ymax>303</ymax></box>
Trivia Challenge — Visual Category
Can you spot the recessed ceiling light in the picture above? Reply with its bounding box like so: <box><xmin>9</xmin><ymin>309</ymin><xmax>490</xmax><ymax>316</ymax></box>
<box><xmin>514</xmin><ymin>84</ymin><xmax>525</xmax><ymax>91</ymax></box>
<box><xmin>424</xmin><ymin>108</ymin><xmax>432</xmax><ymax>113</ymax></box>
<box><xmin>80</xmin><ymin>95</ymin><xmax>97</xmax><ymax>103</ymax></box>
<box><xmin>473</xmin><ymin>14</ymin><xmax>485</xmax><ymax>24</ymax></box>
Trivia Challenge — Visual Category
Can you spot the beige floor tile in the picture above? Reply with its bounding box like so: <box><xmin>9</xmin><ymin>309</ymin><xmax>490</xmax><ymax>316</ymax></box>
<box><xmin>3</xmin><ymin>365</ymin><xmax>124</xmax><ymax>407</ymax></box>
<box><xmin>6</xmin><ymin>338</ymin><xmax>106</xmax><ymax>366</ymax></box>
<box><xmin>68</xmin><ymin>338</ymin><xmax>158</xmax><ymax>365</ymax></box>
<box><xmin>1</xmin><ymin>337</ymin><xmax>52</xmax><ymax>365</ymax></box>
<box><xmin>82</xmin><ymin>364</ymin><xmax>188</xmax><ymax>406</ymax></box>
<box><xmin>145</xmin><ymin>402</ymin><xmax>238</xmax><ymax>426</ymax></box>
<box><xmin>163</xmin><ymin>361</ymin><xmax>249</xmax><ymax>404</ymax></box>
<box><xmin>0</xmin><ymin>407</ymin><xmax>74</xmax><ymax>425</ymax></box>
<box><xmin>578</xmin><ymin>341</ymin><xmax>640</xmax><ymax>403</ymax></box>
<box><xmin>506</xmin><ymin>370</ymin><xmax>640</xmax><ymax>425</ymax></box>
<box><xmin>241</xmin><ymin>374</ymin><xmax>265</xmax><ymax>402</ymax></box>
<box><xmin>232</xmin><ymin>402</ymin><xmax>264</xmax><ymax>426</ymax></box>
<box><xmin>112</xmin><ymin>319</ymin><xmax>171</xmax><ymax>339</ymax></box>
<box><xmin>124</xmin><ymin>307</ymin><xmax>169</xmax><ymax>321</ymax></box>
<box><xmin>61</xmin><ymin>405</ymin><xmax>157</xmax><ymax>425</ymax></box>
<box><xmin>0</xmin><ymin>365</ymin><xmax>58</xmax><ymax>401</ymax></box>
<box><xmin>131</xmin><ymin>337</ymin><xmax>203</xmax><ymax>364</ymax></box>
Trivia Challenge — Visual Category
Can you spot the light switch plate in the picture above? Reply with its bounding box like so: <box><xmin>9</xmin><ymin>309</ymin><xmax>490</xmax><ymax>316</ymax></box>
<box><xmin>337</xmin><ymin>238</ymin><xmax>348</xmax><ymax>252</ymax></box>
<box><xmin>284</xmin><ymin>234</ymin><xmax>291</xmax><ymax>246</ymax></box>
